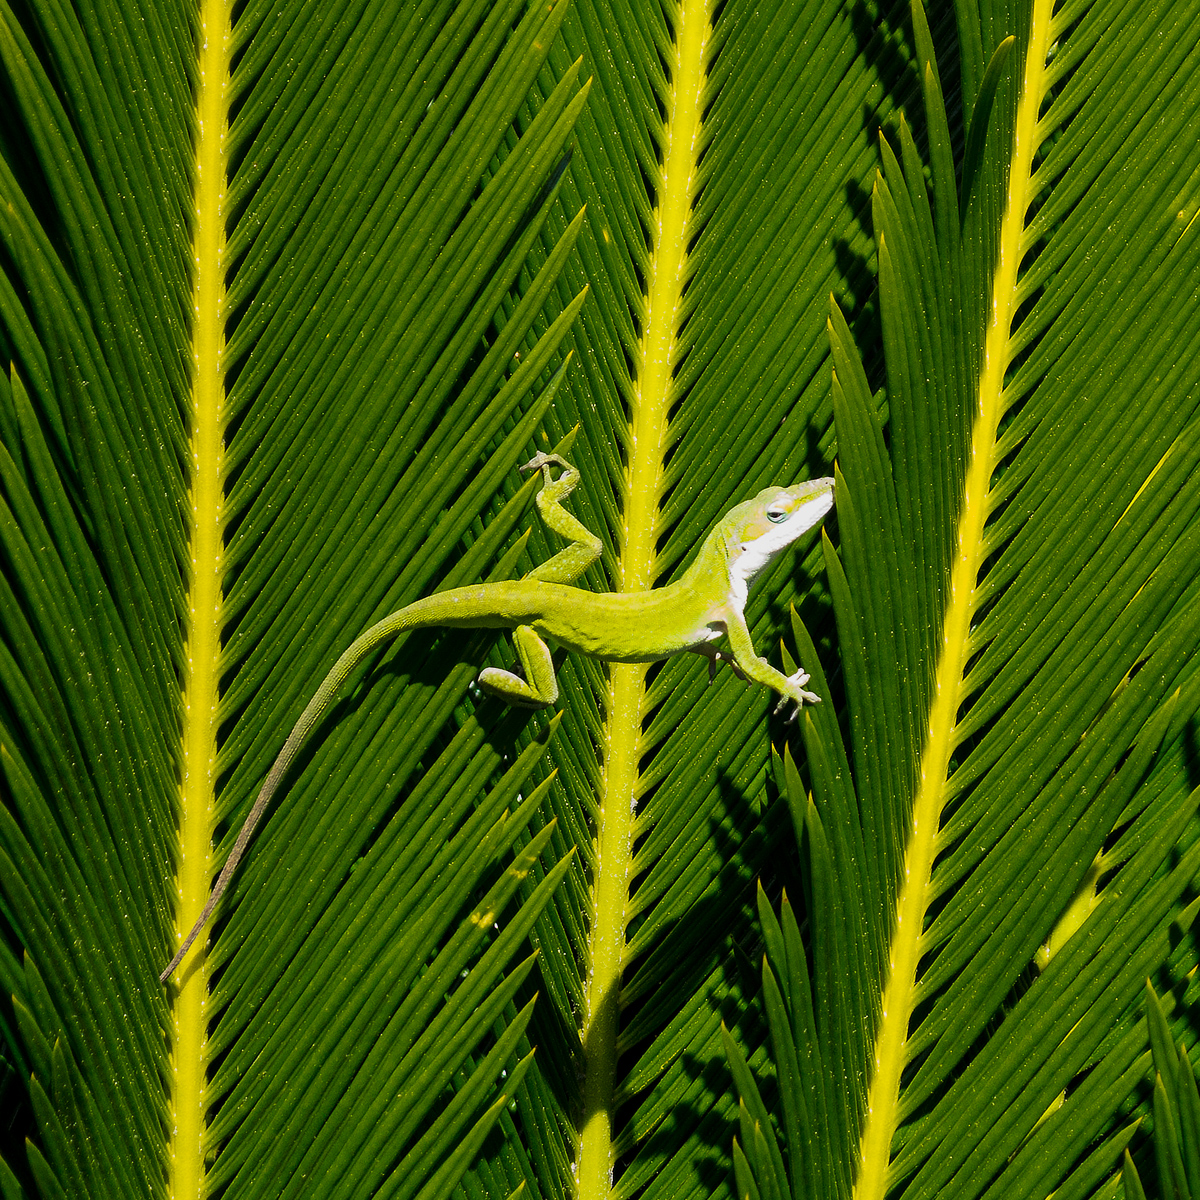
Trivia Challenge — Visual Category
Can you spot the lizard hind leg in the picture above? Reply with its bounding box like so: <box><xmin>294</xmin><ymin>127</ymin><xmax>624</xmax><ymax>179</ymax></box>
<box><xmin>477</xmin><ymin>624</ymin><xmax>560</xmax><ymax>707</ymax></box>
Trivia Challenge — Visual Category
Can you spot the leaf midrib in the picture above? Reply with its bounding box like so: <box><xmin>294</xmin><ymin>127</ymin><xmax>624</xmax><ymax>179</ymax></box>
<box><xmin>575</xmin><ymin>0</ymin><xmax>713</xmax><ymax>1194</ymax></box>
<box><xmin>854</xmin><ymin>5</ymin><xmax>1057</xmax><ymax>1196</ymax></box>
<box><xmin>167</xmin><ymin>0</ymin><xmax>231</xmax><ymax>1192</ymax></box>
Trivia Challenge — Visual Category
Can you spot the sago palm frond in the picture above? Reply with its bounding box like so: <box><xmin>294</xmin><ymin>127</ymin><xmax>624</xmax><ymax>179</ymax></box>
<box><xmin>4</xmin><ymin>0</ymin><xmax>1197</xmax><ymax>1197</ymax></box>
<box><xmin>1</xmin><ymin>0</ymin><xmax>591</xmax><ymax>1194</ymax></box>
<box><xmin>730</xmin><ymin>3</ymin><xmax>1200</xmax><ymax>1200</ymax></box>
<box><xmin>1121</xmin><ymin>984</ymin><xmax>1200</xmax><ymax>1200</ymax></box>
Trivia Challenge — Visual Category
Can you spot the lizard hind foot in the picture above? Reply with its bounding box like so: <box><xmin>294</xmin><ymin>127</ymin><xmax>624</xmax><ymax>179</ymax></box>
<box><xmin>477</xmin><ymin>665</ymin><xmax>555</xmax><ymax>709</ymax></box>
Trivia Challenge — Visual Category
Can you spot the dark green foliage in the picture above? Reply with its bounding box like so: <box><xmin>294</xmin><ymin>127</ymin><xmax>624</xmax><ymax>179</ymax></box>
<box><xmin>733</xmin><ymin>1</ymin><xmax>1200</xmax><ymax>1198</ymax></box>
<box><xmin>5</xmin><ymin>0</ymin><xmax>1197</xmax><ymax>1195</ymax></box>
<box><xmin>1122</xmin><ymin>983</ymin><xmax>1200</xmax><ymax>1200</ymax></box>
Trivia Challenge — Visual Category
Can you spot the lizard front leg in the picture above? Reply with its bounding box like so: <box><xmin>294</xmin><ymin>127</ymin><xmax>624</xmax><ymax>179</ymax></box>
<box><xmin>475</xmin><ymin>453</ymin><xmax>602</xmax><ymax>706</ymax></box>
<box><xmin>723</xmin><ymin>610</ymin><xmax>820</xmax><ymax>717</ymax></box>
<box><xmin>475</xmin><ymin>453</ymin><xmax>604</xmax><ymax>705</ymax></box>
<box><xmin>519</xmin><ymin>453</ymin><xmax>603</xmax><ymax>585</ymax></box>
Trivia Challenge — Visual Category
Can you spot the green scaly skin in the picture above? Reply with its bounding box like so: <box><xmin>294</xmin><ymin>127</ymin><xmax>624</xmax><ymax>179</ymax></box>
<box><xmin>161</xmin><ymin>454</ymin><xmax>834</xmax><ymax>981</ymax></box>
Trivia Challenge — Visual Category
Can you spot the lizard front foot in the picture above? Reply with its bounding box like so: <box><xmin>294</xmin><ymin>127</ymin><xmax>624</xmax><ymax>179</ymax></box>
<box><xmin>521</xmin><ymin>451</ymin><xmax>571</xmax><ymax>474</ymax></box>
<box><xmin>773</xmin><ymin>667</ymin><xmax>820</xmax><ymax>721</ymax></box>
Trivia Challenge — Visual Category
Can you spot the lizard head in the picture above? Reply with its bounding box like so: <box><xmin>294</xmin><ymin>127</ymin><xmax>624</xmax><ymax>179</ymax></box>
<box><xmin>721</xmin><ymin>476</ymin><xmax>835</xmax><ymax>599</ymax></box>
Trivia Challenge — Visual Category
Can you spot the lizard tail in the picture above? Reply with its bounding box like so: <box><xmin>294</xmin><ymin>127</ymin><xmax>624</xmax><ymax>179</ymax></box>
<box><xmin>159</xmin><ymin>598</ymin><xmax>465</xmax><ymax>982</ymax></box>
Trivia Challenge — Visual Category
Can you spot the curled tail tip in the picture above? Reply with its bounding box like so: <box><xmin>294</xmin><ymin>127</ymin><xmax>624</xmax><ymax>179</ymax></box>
<box><xmin>159</xmin><ymin>949</ymin><xmax>184</xmax><ymax>984</ymax></box>
<box><xmin>159</xmin><ymin>913</ymin><xmax>208</xmax><ymax>983</ymax></box>
<box><xmin>160</xmin><ymin>932</ymin><xmax>196</xmax><ymax>982</ymax></box>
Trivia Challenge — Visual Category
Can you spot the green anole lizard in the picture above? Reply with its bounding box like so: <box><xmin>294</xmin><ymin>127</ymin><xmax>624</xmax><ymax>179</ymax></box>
<box><xmin>161</xmin><ymin>453</ymin><xmax>834</xmax><ymax>981</ymax></box>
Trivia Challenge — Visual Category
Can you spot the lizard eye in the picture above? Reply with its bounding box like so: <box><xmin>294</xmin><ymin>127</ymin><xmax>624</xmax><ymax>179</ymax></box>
<box><xmin>767</xmin><ymin>508</ymin><xmax>788</xmax><ymax>523</ymax></box>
